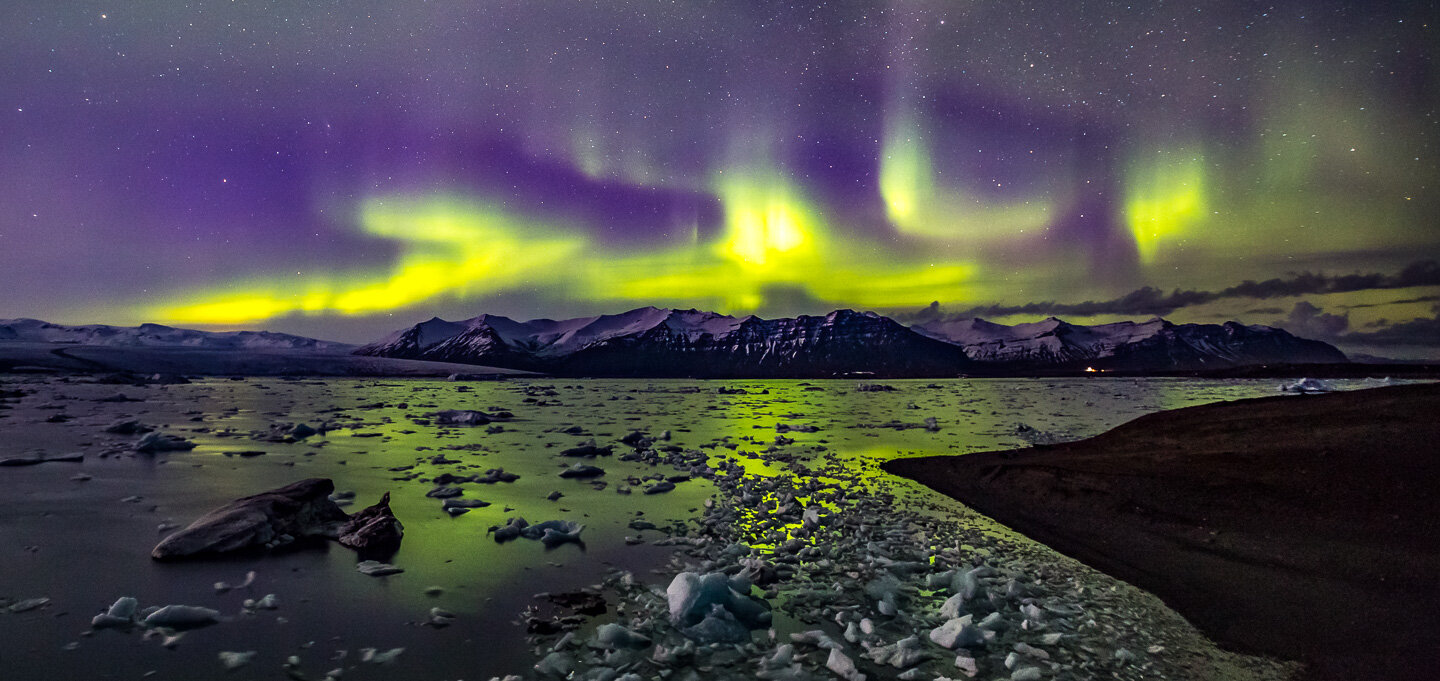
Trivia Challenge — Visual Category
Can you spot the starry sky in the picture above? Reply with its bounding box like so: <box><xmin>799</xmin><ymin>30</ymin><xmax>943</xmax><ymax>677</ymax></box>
<box><xmin>2</xmin><ymin>1</ymin><xmax>1437</xmax><ymax>355</ymax></box>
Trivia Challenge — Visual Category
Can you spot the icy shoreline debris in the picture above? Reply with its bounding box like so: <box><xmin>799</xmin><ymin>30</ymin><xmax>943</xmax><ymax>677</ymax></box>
<box><xmin>477</xmin><ymin>416</ymin><xmax>1294</xmax><ymax>681</ymax></box>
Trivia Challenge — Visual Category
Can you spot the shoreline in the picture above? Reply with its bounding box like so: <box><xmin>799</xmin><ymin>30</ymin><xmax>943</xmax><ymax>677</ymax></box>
<box><xmin>884</xmin><ymin>382</ymin><xmax>1440</xmax><ymax>681</ymax></box>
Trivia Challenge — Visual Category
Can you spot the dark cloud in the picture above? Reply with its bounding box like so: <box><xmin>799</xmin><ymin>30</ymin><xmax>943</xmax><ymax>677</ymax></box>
<box><xmin>1341</xmin><ymin>295</ymin><xmax>1440</xmax><ymax>310</ymax></box>
<box><xmin>1275</xmin><ymin>302</ymin><xmax>1350</xmax><ymax>340</ymax></box>
<box><xmin>896</xmin><ymin>260</ymin><xmax>1440</xmax><ymax>322</ymax></box>
<box><xmin>1336</xmin><ymin>304</ymin><xmax>1440</xmax><ymax>347</ymax></box>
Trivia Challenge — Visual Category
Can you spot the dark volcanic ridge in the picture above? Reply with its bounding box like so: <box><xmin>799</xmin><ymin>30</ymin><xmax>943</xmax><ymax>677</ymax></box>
<box><xmin>355</xmin><ymin>307</ymin><xmax>1348</xmax><ymax>378</ymax></box>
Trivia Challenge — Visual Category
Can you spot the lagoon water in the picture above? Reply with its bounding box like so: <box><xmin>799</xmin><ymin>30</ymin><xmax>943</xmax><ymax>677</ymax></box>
<box><xmin>0</xmin><ymin>376</ymin><xmax>1376</xmax><ymax>680</ymax></box>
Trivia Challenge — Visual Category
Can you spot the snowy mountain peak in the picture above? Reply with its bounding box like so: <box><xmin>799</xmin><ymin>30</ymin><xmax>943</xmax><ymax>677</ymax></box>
<box><xmin>913</xmin><ymin>315</ymin><xmax>1343</xmax><ymax>369</ymax></box>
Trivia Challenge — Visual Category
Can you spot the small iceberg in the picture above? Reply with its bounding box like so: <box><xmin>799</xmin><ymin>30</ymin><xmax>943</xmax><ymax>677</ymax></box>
<box><xmin>1280</xmin><ymin>377</ymin><xmax>1337</xmax><ymax>393</ymax></box>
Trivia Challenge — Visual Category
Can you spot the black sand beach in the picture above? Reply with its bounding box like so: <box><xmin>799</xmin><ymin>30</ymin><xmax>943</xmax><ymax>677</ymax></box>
<box><xmin>885</xmin><ymin>382</ymin><xmax>1440</xmax><ymax>681</ymax></box>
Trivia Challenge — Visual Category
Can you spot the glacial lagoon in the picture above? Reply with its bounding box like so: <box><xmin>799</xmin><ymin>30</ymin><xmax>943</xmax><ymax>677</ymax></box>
<box><xmin>0</xmin><ymin>376</ymin><xmax>1382</xmax><ymax>680</ymax></box>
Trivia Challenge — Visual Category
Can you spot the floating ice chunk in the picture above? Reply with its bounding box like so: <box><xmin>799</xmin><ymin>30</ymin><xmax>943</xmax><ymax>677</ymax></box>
<box><xmin>360</xmin><ymin>647</ymin><xmax>404</xmax><ymax>664</ymax></box>
<box><xmin>492</xmin><ymin>517</ymin><xmax>529</xmax><ymax>542</ymax></box>
<box><xmin>666</xmin><ymin>571</ymin><xmax>771</xmax><ymax>641</ymax></box>
<box><xmin>356</xmin><ymin>560</ymin><xmax>404</xmax><ymax>576</ymax></box>
<box><xmin>558</xmin><ymin>464</ymin><xmax>605</xmax><ymax>479</ymax></box>
<box><xmin>433</xmin><ymin>410</ymin><xmax>491</xmax><ymax>426</ymax></box>
<box><xmin>1280</xmin><ymin>377</ymin><xmax>1336</xmax><ymax>393</ymax></box>
<box><xmin>214</xmin><ymin>571</ymin><xmax>257</xmax><ymax>593</ymax></box>
<box><xmin>143</xmin><ymin>605</ymin><xmax>220</xmax><ymax>629</ymax></box>
<box><xmin>520</xmin><ymin>519</ymin><xmax>585</xmax><ymax>547</ymax></box>
<box><xmin>134</xmin><ymin>432</ymin><xmax>195</xmax><ymax>453</ymax></box>
<box><xmin>218</xmin><ymin>650</ymin><xmax>256</xmax><ymax>670</ymax></box>
<box><xmin>92</xmin><ymin>596</ymin><xmax>139</xmax><ymax>629</ymax></box>
<box><xmin>426</xmin><ymin>607</ymin><xmax>456</xmax><ymax>628</ymax></box>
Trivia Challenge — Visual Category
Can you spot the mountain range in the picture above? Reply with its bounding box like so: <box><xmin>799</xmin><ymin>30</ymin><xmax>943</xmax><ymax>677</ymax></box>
<box><xmin>354</xmin><ymin>307</ymin><xmax>1348</xmax><ymax>377</ymax></box>
<box><xmin>0</xmin><ymin>318</ymin><xmax>354</xmax><ymax>353</ymax></box>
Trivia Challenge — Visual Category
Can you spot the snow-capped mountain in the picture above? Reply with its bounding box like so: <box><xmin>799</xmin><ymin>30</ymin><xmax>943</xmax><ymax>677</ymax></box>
<box><xmin>912</xmin><ymin>316</ymin><xmax>1348</xmax><ymax>370</ymax></box>
<box><xmin>0</xmin><ymin>318</ymin><xmax>354</xmax><ymax>353</ymax></box>
<box><xmin>359</xmin><ymin>308</ymin><xmax>1348</xmax><ymax>376</ymax></box>
<box><xmin>355</xmin><ymin>307</ymin><xmax>975</xmax><ymax>377</ymax></box>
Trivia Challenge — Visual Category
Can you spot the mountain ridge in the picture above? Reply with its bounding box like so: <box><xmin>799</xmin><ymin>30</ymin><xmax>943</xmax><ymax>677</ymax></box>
<box><xmin>0</xmin><ymin>318</ymin><xmax>355</xmax><ymax>353</ymax></box>
<box><xmin>356</xmin><ymin>307</ymin><xmax>1348</xmax><ymax>377</ymax></box>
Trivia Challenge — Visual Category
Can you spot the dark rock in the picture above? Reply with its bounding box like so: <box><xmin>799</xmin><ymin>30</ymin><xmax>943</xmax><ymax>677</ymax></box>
<box><xmin>560</xmin><ymin>443</ymin><xmax>613</xmax><ymax>458</ymax></box>
<box><xmin>104</xmin><ymin>419</ymin><xmax>153</xmax><ymax>435</ymax></box>
<box><xmin>559</xmin><ymin>464</ymin><xmax>605</xmax><ymax>479</ymax></box>
<box><xmin>338</xmin><ymin>492</ymin><xmax>404</xmax><ymax>557</ymax></box>
<box><xmin>545</xmin><ymin>590</ymin><xmax>607</xmax><ymax>616</ymax></box>
<box><xmin>152</xmin><ymin>478</ymin><xmax>349</xmax><ymax>560</ymax></box>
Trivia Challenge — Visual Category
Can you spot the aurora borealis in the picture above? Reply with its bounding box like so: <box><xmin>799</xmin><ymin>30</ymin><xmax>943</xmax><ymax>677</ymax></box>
<box><xmin>2</xmin><ymin>1</ymin><xmax>1437</xmax><ymax>355</ymax></box>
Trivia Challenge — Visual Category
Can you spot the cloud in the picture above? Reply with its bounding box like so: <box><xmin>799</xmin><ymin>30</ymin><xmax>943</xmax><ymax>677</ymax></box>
<box><xmin>1336</xmin><ymin>304</ymin><xmax>1440</xmax><ymax>347</ymax></box>
<box><xmin>895</xmin><ymin>259</ymin><xmax>1440</xmax><ymax>322</ymax></box>
<box><xmin>1275</xmin><ymin>301</ymin><xmax>1349</xmax><ymax>340</ymax></box>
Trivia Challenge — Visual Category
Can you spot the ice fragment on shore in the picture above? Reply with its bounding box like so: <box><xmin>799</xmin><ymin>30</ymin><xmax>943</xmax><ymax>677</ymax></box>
<box><xmin>592</xmin><ymin>622</ymin><xmax>652</xmax><ymax>649</ymax></box>
<box><xmin>930</xmin><ymin>616</ymin><xmax>985</xmax><ymax>649</ymax></box>
<box><xmin>826</xmin><ymin>648</ymin><xmax>866</xmax><ymax>681</ymax></box>
<box><xmin>534</xmin><ymin>651</ymin><xmax>574</xmax><ymax>677</ymax></box>
<box><xmin>939</xmin><ymin>592</ymin><xmax>966</xmax><ymax>619</ymax></box>
<box><xmin>1010</xmin><ymin>667</ymin><xmax>1043</xmax><ymax>681</ymax></box>
<box><xmin>866</xmin><ymin>635</ymin><xmax>925</xmax><ymax>668</ymax></box>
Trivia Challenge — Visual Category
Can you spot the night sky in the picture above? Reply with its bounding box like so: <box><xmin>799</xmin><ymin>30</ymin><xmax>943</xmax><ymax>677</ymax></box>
<box><xmin>2</xmin><ymin>1</ymin><xmax>1437</xmax><ymax>355</ymax></box>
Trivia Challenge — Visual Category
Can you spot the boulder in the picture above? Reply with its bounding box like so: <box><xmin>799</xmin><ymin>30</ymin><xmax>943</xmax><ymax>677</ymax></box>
<box><xmin>151</xmin><ymin>478</ymin><xmax>349</xmax><ymax>560</ymax></box>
